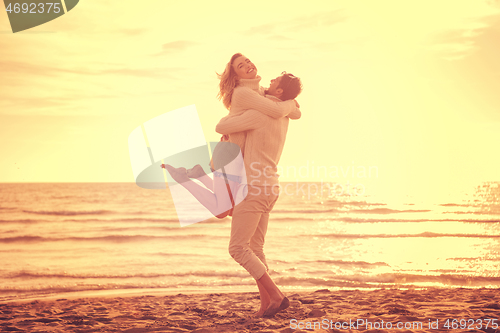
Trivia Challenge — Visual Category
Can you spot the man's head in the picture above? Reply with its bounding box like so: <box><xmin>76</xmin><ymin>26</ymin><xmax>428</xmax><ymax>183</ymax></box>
<box><xmin>266</xmin><ymin>72</ymin><xmax>303</xmax><ymax>100</ymax></box>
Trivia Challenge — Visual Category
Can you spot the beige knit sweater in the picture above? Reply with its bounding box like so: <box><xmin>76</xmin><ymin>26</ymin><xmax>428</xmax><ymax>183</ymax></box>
<box><xmin>216</xmin><ymin>78</ymin><xmax>301</xmax><ymax>187</ymax></box>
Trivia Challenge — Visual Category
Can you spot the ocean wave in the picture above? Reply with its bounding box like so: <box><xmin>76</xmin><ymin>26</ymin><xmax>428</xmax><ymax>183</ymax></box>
<box><xmin>271</xmin><ymin>258</ymin><xmax>389</xmax><ymax>268</ymax></box>
<box><xmin>444</xmin><ymin>210</ymin><xmax>500</xmax><ymax>216</ymax></box>
<box><xmin>6</xmin><ymin>232</ymin><xmax>495</xmax><ymax>244</ymax></box>
<box><xmin>299</xmin><ymin>232</ymin><xmax>500</xmax><ymax>239</ymax></box>
<box><xmin>54</xmin><ymin>217</ymin><xmax>180</xmax><ymax>224</ymax></box>
<box><xmin>272</xmin><ymin>208</ymin><xmax>432</xmax><ymax>215</ymax></box>
<box><xmin>2</xmin><ymin>216</ymin><xmax>499</xmax><ymax>225</ymax></box>
<box><xmin>1</xmin><ymin>269</ymin><xmax>249</xmax><ymax>280</ymax></box>
<box><xmin>319</xmin><ymin>199</ymin><xmax>387</xmax><ymax>208</ymax></box>
<box><xmin>2</xmin><ymin>272</ymin><xmax>500</xmax><ymax>302</ymax></box>
<box><xmin>0</xmin><ymin>234</ymin><xmax>223</xmax><ymax>243</ymax></box>
<box><xmin>440</xmin><ymin>203</ymin><xmax>470</xmax><ymax>207</ymax></box>
<box><xmin>328</xmin><ymin>217</ymin><xmax>500</xmax><ymax>223</ymax></box>
<box><xmin>22</xmin><ymin>209</ymin><xmax>113</xmax><ymax>216</ymax></box>
<box><xmin>272</xmin><ymin>208</ymin><xmax>341</xmax><ymax>214</ymax></box>
<box><xmin>66</xmin><ymin>217</ymin><xmax>180</xmax><ymax>223</ymax></box>
<box><xmin>308</xmin><ymin>259</ymin><xmax>390</xmax><ymax>268</ymax></box>
<box><xmin>0</xmin><ymin>217</ymin><xmax>181</xmax><ymax>224</ymax></box>
<box><xmin>446</xmin><ymin>257</ymin><xmax>500</xmax><ymax>262</ymax></box>
<box><xmin>350</xmin><ymin>208</ymin><xmax>432</xmax><ymax>214</ymax></box>
<box><xmin>272</xmin><ymin>216</ymin><xmax>317</xmax><ymax>222</ymax></box>
<box><xmin>0</xmin><ymin>283</ymin><xmax>169</xmax><ymax>300</ymax></box>
<box><xmin>0</xmin><ymin>219</ymin><xmax>48</xmax><ymax>224</ymax></box>
<box><xmin>275</xmin><ymin>273</ymin><xmax>500</xmax><ymax>288</ymax></box>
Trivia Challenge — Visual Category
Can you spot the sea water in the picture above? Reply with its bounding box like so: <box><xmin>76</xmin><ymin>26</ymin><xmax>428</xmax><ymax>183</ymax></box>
<box><xmin>0</xmin><ymin>181</ymin><xmax>499</xmax><ymax>302</ymax></box>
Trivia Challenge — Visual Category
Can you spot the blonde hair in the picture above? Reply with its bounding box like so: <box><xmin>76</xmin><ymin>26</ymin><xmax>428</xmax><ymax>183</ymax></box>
<box><xmin>217</xmin><ymin>53</ymin><xmax>243</xmax><ymax>110</ymax></box>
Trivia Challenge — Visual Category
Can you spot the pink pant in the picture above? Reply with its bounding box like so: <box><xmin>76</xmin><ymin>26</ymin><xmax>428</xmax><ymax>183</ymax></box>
<box><xmin>228</xmin><ymin>185</ymin><xmax>279</xmax><ymax>280</ymax></box>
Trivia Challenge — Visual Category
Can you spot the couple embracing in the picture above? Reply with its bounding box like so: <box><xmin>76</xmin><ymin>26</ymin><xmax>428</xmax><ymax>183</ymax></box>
<box><xmin>166</xmin><ymin>53</ymin><xmax>302</xmax><ymax>318</ymax></box>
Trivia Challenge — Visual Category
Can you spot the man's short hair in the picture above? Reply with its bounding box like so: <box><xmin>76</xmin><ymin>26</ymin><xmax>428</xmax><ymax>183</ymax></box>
<box><xmin>277</xmin><ymin>73</ymin><xmax>303</xmax><ymax>100</ymax></box>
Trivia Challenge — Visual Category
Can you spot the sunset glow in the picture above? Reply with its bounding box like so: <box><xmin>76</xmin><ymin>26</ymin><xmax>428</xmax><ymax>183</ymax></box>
<box><xmin>1</xmin><ymin>0</ymin><xmax>499</xmax><ymax>198</ymax></box>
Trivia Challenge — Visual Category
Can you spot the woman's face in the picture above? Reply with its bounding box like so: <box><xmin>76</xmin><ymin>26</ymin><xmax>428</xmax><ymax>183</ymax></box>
<box><xmin>232</xmin><ymin>55</ymin><xmax>257</xmax><ymax>80</ymax></box>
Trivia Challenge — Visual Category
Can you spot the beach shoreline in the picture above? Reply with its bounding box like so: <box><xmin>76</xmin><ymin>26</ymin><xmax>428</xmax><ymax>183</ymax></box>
<box><xmin>2</xmin><ymin>287</ymin><xmax>499</xmax><ymax>333</ymax></box>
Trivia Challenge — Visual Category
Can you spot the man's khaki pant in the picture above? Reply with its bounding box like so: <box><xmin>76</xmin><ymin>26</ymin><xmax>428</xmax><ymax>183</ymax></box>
<box><xmin>228</xmin><ymin>185</ymin><xmax>280</xmax><ymax>280</ymax></box>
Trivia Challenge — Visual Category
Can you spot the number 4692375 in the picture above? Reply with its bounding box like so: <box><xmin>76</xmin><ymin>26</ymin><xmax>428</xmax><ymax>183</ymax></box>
<box><xmin>5</xmin><ymin>3</ymin><xmax>62</xmax><ymax>14</ymax></box>
<box><xmin>443</xmin><ymin>319</ymin><xmax>498</xmax><ymax>330</ymax></box>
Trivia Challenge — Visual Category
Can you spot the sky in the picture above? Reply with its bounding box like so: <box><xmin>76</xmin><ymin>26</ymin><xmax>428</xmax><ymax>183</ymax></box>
<box><xmin>1</xmin><ymin>0</ymin><xmax>499</xmax><ymax>198</ymax></box>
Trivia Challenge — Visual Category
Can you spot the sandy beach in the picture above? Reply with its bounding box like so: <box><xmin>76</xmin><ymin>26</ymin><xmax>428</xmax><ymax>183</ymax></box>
<box><xmin>1</xmin><ymin>288</ymin><xmax>499</xmax><ymax>332</ymax></box>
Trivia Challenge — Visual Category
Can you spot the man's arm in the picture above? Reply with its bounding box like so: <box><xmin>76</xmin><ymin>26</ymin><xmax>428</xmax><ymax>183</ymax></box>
<box><xmin>233</xmin><ymin>87</ymin><xmax>299</xmax><ymax>119</ymax></box>
<box><xmin>265</xmin><ymin>94</ymin><xmax>301</xmax><ymax>120</ymax></box>
<box><xmin>216</xmin><ymin>109</ymin><xmax>266</xmax><ymax>135</ymax></box>
<box><xmin>288</xmin><ymin>108</ymin><xmax>301</xmax><ymax>120</ymax></box>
